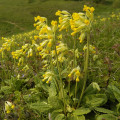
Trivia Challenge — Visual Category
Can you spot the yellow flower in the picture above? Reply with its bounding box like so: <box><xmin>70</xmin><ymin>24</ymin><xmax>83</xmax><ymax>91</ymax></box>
<box><xmin>71</xmin><ymin>32</ymin><xmax>76</xmax><ymax>36</ymax></box>
<box><xmin>36</xmin><ymin>26</ymin><xmax>40</xmax><ymax>30</ymax></box>
<box><xmin>84</xmin><ymin>19</ymin><xmax>90</xmax><ymax>25</ymax></box>
<box><xmin>47</xmin><ymin>42</ymin><xmax>52</xmax><ymax>48</ymax></box>
<box><xmin>37</xmin><ymin>46</ymin><xmax>43</xmax><ymax>51</ymax></box>
<box><xmin>11</xmin><ymin>105</ymin><xmax>15</xmax><ymax>109</ymax></box>
<box><xmin>48</xmin><ymin>35</ymin><xmax>53</xmax><ymax>39</ymax></box>
<box><xmin>79</xmin><ymin>32</ymin><xmax>85</xmax><ymax>43</ymax></box>
<box><xmin>34</xmin><ymin>36</ymin><xmax>38</xmax><ymax>40</ymax></box>
<box><xmin>72</xmin><ymin>13</ymin><xmax>80</xmax><ymax>21</ymax></box>
<box><xmin>51</xmin><ymin>20</ymin><xmax>57</xmax><ymax>26</ymax></box>
<box><xmin>68</xmin><ymin>73</ymin><xmax>72</xmax><ymax>78</ymax></box>
<box><xmin>83</xmin><ymin>5</ymin><xmax>89</xmax><ymax>12</ymax></box>
<box><xmin>75</xmin><ymin>70</ymin><xmax>80</xmax><ymax>76</ymax></box>
<box><xmin>55</xmin><ymin>10</ymin><xmax>61</xmax><ymax>16</ymax></box>
<box><xmin>76</xmin><ymin>77</ymin><xmax>79</xmax><ymax>82</ymax></box>
<box><xmin>7</xmin><ymin>110</ymin><xmax>10</xmax><ymax>114</ymax></box>
<box><xmin>90</xmin><ymin>7</ymin><xmax>95</xmax><ymax>13</ymax></box>
<box><xmin>46</xmin><ymin>81</ymin><xmax>49</xmax><ymax>84</ymax></box>
<box><xmin>33</xmin><ymin>23</ymin><xmax>37</xmax><ymax>27</ymax></box>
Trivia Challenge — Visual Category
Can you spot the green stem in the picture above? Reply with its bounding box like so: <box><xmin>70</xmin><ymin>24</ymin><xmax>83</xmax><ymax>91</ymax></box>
<box><xmin>49</xmin><ymin>49</ymin><xmax>59</xmax><ymax>92</ymax></box>
<box><xmin>53</xmin><ymin>32</ymin><xmax>66</xmax><ymax>114</ymax></box>
<box><xmin>73</xmin><ymin>37</ymin><xmax>76</xmax><ymax>68</ymax></box>
<box><xmin>74</xmin><ymin>81</ymin><xmax>78</xmax><ymax>106</ymax></box>
<box><xmin>68</xmin><ymin>79</ymin><xmax>70</xmax><ymax>96</ymax></box>
<box><xmin>77</xmin><ymin>31</ymin><xmax>90</xmax><ymax>108</ymax></box>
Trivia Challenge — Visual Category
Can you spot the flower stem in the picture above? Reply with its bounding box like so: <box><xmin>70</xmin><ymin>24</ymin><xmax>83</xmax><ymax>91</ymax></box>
<box><xmin>73</xmin><ymin>37</ymin><xmax>76</xmax><ymax>68</ymax></box>
<box><xmin>53</xmin><ymin>32</ymin><xmax>66</xmax><ymax>114</ymax></box>
<box><xmin>77</xmin><ymin>31</ymin><xmax>90</xmax><ymax>108</ymax></box>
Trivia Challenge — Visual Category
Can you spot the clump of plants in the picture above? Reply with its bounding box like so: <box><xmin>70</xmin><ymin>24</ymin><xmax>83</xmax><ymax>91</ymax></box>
<box><xmin>0</xmin><ymin>5</ymin><xmax>120</xmax><ymax>120</ymax></box>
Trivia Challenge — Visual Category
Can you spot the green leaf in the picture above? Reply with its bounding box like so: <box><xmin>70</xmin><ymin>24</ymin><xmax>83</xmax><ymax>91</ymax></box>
<box><xmin>95</xmin><ymin>107</ymin><xmax>116</xmax><ymax>115</ymax></box>
<box><xmin>116</xmin><ymin>103</ymin><xmax>120</xmax><ymax>114</ymax></box>
<box><xmin>29</xmin><ymin>102</ymin><xmax>52</xmax><ymax>113</ymax></box>
<box><xmin>107</xmin><ymin>85</ymin><xmax>120</xmax><ymax>102</ymax></box>
<box><xmin>1</xmin><ymin>86</ymin><xmax>12</xmax><ymax>94</ymax></box>
<box><xmin>48</xmin><ymin>96</ymin><xmax>64</xmax><ymax>110</ymax></box>
<box><xmin>73</xmin><ymin>107</ymin><xmax>91</xmax><ymax>115</ymax></box>
<box><xmin>96</xmin><ymin>114</ymin><xmax>118</xmax><ymax>120</ymax></box>
<box><xmin>55</xmin><ymin>114</ymin><xmax>65</xmax><ymax>120</ymax></box>
<box><xmin>67</xmin><ymin>115</ymin><xmax>85</xmax><ymax>120</ymax></box>
<box><xmin>49</xmin><ymin>79</ymin><xmax>57</xmax><ymax>97</ymax></box>
<box><xmin>51</xmin><ymin>109</ymin><xmax>63</xmax><ymax>120</ymax></box>
<box><xmin>83</xmin><ymin>94</ymin><xmax>107</xmax><ymax>108</ymax></box>
<box><xmin>84</xmin><ymin>82</ymin><xmax>100</xmax><ymax>96</ymax></box>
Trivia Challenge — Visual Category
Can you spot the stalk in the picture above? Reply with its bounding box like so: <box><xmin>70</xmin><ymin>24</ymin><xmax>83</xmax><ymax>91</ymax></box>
<box><xmin>50</xmin><ymin>48</ymin><xmax>59</xmax><ymax>92</ymax></box>
<box><xmin>73</xmin><ymin>37</ymin><xmax>77</xmax><ymax>105</ymax></box>
<box><xmin>74</xmin><ymin>81</ymin><xmax>78</xmax><ymax>106</ymax></box>
<box><xmin>53</xmin><ymin>32</ymin><xmax>66</xmax><ymax>114</ymax></box>
<box><xmin>73</xmin><ymin>37</ymin><xmax>76</xmax><ymax>68</ymax></box>
<box><xmin>77</xmin><ymin>31</ymin><xmax>90</xmax><ymax>108</ymax></box>
<box><xmin>68</xmin><ymin>79</ymin><xmax>70</xmax><ymax>96</ymax></box>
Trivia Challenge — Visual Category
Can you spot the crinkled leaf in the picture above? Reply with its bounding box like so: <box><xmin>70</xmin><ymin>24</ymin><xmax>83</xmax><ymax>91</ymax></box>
<box><xmin>73</xmin><ymin>107</ymin><xmax>91</xmax><ymax>115</ymax></box>
<box><xmin>95</xmin><ymin>107</ymin><xmax>116</xmax><ymax>115</ymax></box>
<box><xmin>67</xmin><ymin>115</ymin><xmax>85</xmax><ymax>120</ymax></box>
<box><xmin>107</xmin><ymin>85</ymin><xmax>120</xmax><ymax>102</ymax></box>
<box><xmin>51</xmin><ymin>109</ymin><xmax>63</xmax><ymax>120</ymax></box>
<box><xmin>55</xmin><ymin>114</ymin><xmax>65</xmax><ymax>120</ymax></box>
<box><xmin>83</xmin><ymin>94</ymin><xmax>107</xmax><ymax>108</ymax></box>
<box><xmin>29</xmin><ymin>102</ymin><xmax>52</xmax><ymax>113</ymax></box>
<box><xmin>49</xmin><ymin>79</ymin><xmax>57</xmax><ymax>97</ymax></box>
<box><xmin>1</xmin><ymin>86</ymin><xmax>12</xmax><ymax>94</ymax></box>
<box><xmin>84</xmin><ymin>82</ymin><xmax>100</xmax><ymax>96</ymax></box>
<box><xmin>48</xmin><ymin>96</ymin><xmax>64</xmax><ymax>109</ymax></box>
<box><xmin>96</xmin><ymin>114</ymin><xmax>118</xmax><ymax>120</ymax></box>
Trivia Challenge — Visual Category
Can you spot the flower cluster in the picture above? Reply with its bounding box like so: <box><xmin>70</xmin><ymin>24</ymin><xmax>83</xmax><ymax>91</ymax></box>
<box><xmin>55</xmin><ymin>10</ymin><xmax>71</xmax><ymax>31</ymax></box>
<box><xmin>0</xmin><ymin>37</ymin><xmax>18</xmax><ymax>58</ymax></box>
<box><xmin>5</xmin><ymin>101</ymin><xmax>15</xmax><ymax>114</ymax></box>
<box><xmin>68</xmin><ymin>66</ymin><xmax>81</xmax><ymax>82</ymax></box>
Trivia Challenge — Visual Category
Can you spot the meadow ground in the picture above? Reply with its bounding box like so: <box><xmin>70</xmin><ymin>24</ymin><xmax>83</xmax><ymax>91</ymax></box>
<box><xmin>0</xmin><ymin>0</ymin><xmax>120</xmax><ymax>38</ymax></box>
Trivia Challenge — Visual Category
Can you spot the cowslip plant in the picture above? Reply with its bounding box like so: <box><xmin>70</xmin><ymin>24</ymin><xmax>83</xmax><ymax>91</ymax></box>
<box><xmin>0</xmin><ymin>5</ymin><xmax>120</xmax><ymax>120</ymax></box>
<box><xmin>29</xmin><ymin>5</ymin><xmax>108</xmax><ymax>120</ymax></box>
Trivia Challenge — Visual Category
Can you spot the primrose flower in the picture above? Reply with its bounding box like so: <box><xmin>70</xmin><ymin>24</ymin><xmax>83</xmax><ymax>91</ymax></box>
<box><xmin>5</xmin><ymin>101</ymin><xmax>15</xmax><ymax>114</ymax></box>
<box><xmin>42</xmin><ymin>71</ymin><xmax>55</xmax><ymax>83</ymax></box>
<box><xmin>55</xmin><ymin>10</ymin><xmax>62</xmax><ymax>16</ymax></box>
<box><xmin>83</xmin><ymin>45</ymin><xmax>96</xmax><ymax>54</ymax></box>
<box><xmin>51</xmin><ymin>20</ymin><xmax>57</xmax><ymax>26</ymax></box>
<box><xmin>51</xmin><ymin>20</ymin><xmax>57</xmax><ymax>32</ymax></box>
<box><xmin>83</xmin><ymin>5</ymin><xmax>90</xmax><ymax>12</ymax></box>
<box><xmin>56</xmin><ymin>42</ymin><xmax>68</xmax><ymax>54</ymax></box>
<box><xmin>68</xmin><ymin>66</ymin><xmax>81</xmax><ymax>82</ymax></box>
<box><xmin>90</xmin><ymin>7</ymin><xmax>95</xmax><ymax>13</ymax></box>
<box><xmin>84</xmin><ymin>19</ymin><xmax>90</xmax><ymax>25</ymax></box>
<box><xmin>37</xmin><ymin>46</ymin><xmax>43</xmax><ymax>51</ymax></box>
<box><xmin>70</xmin><ymin>5</ymin><xmax>94</xmax><ymax>37</ymax></box>
<box><xmin>34</xmin><ymin>35</ymin><xmax>39</xmax><ymax>40</ymax></box>
<box><xmin>79</xmin><ymin>32</ymin><xmax>86</xmax><ymax>43</ymax></box>
<box><xmin>56</xmin><ymin>10</ymin><xmax>71</xmax><ymax>31</ymax></box>
<box><xmin>47</xmin><ymin>41</ymin><xmax>52</xmax><ymax>48</ymax></box>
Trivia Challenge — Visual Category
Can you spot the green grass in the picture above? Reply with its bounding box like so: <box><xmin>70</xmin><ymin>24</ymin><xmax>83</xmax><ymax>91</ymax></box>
<box><xmin>0</xmin><ymin>0</ymin><xmax>119</xmax><ymax>38</ymax></box>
